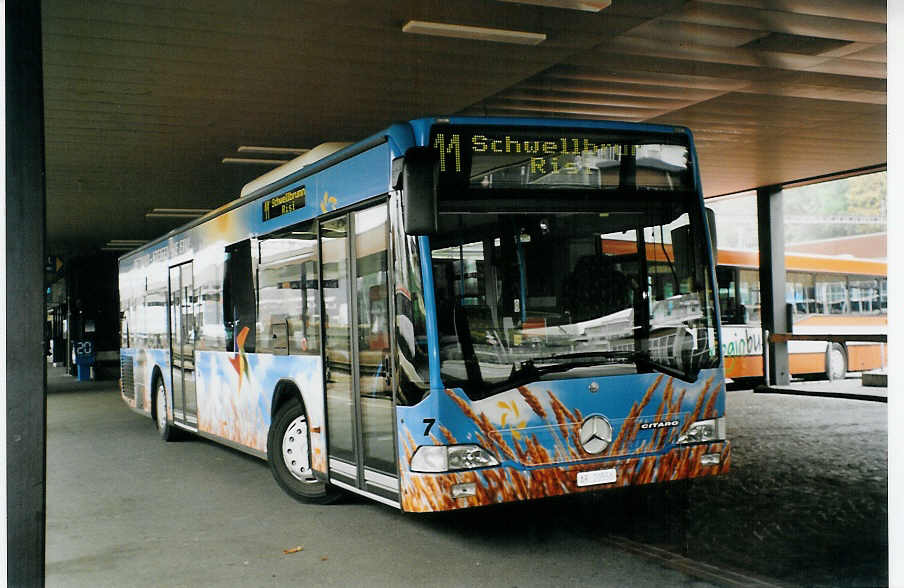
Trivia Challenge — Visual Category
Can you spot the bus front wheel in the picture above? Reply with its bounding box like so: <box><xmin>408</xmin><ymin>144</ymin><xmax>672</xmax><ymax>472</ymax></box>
<box><xmin>154</xmin><ymin>378</ymin><xmax>175</xmax><ymax>441</ymax></box>
<box><xmin>826</xmin><ymin>343</ymin><xmax>847</xmax><ymax>381</ymax></box>
<box><xmin>268</xmin><ymin>398</ymin><xmax>341</xmax><ymax>504</ymax></box>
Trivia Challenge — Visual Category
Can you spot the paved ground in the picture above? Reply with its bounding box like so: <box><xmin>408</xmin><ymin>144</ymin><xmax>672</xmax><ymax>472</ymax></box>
<box><xmin>554</xmin><ymin>377</ymin><xmax>888</xmax><ymax>587</ymax></box>
<box><xmin>44</xmin><ymin>367</ymin><xmax>887</xmax><ymax>586</ymax></box>
<box><xmin>684</xmin><ymin>382</ymin><xmax>887</xmax><ymax>586</ymax></box>
<box><xmin>44</xmin><ymin>368</ymin><xmax>721</xmax><ymax>588</ymax></box>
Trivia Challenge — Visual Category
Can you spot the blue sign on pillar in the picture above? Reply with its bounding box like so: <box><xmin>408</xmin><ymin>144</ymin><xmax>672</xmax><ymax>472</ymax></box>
<box><xmin>75</xmin><ymin>340</ymin><xmax>95</xmax><ymax>381</ymax></box>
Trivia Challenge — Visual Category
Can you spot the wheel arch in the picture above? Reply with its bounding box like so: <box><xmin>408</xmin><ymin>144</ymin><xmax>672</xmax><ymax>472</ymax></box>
<box><xmin>271</xmin><ymin>378</ymin><xmax>305</xmax><ymax>420</ymax></box>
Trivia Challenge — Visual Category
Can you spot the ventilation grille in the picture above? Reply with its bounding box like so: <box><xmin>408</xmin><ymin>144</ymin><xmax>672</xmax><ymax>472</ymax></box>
<box><xmin>120</xmin><ymin>353</ymin><xmax>135</xmax><ymax>399</ymax></box>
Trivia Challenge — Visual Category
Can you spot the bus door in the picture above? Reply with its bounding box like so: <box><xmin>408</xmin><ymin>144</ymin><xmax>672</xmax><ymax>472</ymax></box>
<box><xmin>168</xmin><ymin>261</ymin><xmax>198</xmax><ymax>428</ymax></box>
<box><xmin>320</xmin><ymin>202</ymin><xmax>397</xmax><ymax>500</ymax></box>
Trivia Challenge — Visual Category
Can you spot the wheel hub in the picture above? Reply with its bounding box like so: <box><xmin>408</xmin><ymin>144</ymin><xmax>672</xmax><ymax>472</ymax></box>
<box><xmin>829</xmin><ymin>347</ymin><xmax>846</xmax><ymax>380</ymax></box>
<box><xmin>156</xmin><ymin>385</ymin><xmax>166</xmax><ymax>430</ymax></box>
<box><xmin>282</xmin><ymin>416</ymin><xmax>314</xmax><ymax>482</ymax></box>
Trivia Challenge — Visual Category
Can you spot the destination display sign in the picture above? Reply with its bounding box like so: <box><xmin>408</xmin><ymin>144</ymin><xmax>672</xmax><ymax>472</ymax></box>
<box><xmin>429</xmin><ymin>125</ymin><xmax>692</xmax><ymax>193</ymax></box>
<box><xmin>262</xmin><ymin>186</ymin><xmax>306</xmax><ymax>222</ymax></box>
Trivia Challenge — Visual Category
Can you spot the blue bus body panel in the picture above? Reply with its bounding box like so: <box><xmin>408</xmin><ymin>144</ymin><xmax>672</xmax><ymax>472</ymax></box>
<box><xmin>121</xmin><ymin>142</ymin><xmax>393</xmax><ymax>272</ymax></box>
<box><xmin>121</xmin><ymin>116</ymin><xmax>696</xmax><ymax>271</ymax></box>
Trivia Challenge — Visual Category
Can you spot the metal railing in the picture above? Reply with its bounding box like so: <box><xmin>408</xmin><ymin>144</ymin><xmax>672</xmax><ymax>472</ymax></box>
<box><xmin>758</xmin><ymin>329</ymin><xmax>887</xmax><ymax>402</ymax></box>
<box><xmin>768</xmin><ymin>333</ymin><xmax>887</xmax><ymax>344</ymax></box>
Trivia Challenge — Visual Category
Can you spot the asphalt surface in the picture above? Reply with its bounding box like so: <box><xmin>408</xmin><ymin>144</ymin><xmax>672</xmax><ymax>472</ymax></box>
<box><xmin>682</xmin><ymin>382</ymin><xmax>886</xmax><ymax>587</ymax></box>
<box><xmin>44</xmin><ymin>368</ymin><xmax>887</xmax><ymax>586</ymax></box>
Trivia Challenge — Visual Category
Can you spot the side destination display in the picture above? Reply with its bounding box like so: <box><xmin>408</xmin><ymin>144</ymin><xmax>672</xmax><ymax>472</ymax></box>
<box><xmin>262</xmin><ymin>185</ymin><xmax>306</xmax><ymax>222</ymax></box>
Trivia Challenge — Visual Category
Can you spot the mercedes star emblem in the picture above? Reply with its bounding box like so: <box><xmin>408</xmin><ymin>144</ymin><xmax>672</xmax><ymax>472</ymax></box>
<box><xmin>580</xmin><ymin>415</ymin><xmax>613</xmax><ymax>454</ymax></box>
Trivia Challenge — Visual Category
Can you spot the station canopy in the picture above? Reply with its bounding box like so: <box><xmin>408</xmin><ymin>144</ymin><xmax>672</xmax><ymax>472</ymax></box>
<box><xmin>41</xmin><ymin>0</ymin><xmax>885</xmax><ymax>254</ymax></box>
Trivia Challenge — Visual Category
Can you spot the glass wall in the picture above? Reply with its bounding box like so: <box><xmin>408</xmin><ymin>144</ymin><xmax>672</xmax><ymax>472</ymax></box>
<box><xmin>707</xmin><ymin>171</ymin><xmax>886</xmax><ymax>326</ymax></box>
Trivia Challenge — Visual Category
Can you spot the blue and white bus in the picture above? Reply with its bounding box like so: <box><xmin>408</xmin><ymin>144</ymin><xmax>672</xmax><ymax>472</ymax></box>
<box><xmin>119</xmin><ymin>117</ymin><xmax>729</xmax><ymax>511</ymax></box>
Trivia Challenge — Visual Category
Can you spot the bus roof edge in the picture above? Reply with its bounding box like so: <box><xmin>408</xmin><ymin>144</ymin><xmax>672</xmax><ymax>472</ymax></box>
<box><xmin>239</xmin><ymin>142</ymin><xmax>352</xmax><ymax>198</ymax></box>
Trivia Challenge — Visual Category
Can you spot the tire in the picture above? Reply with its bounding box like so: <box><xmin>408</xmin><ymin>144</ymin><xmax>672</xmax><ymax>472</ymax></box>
<box><xmin>268</xmin><ymin>398</ymin><xmax>341</xmax><ymax>504</ymax></box>
<box><xmin>826</xmin><ymin>343</ymin><xmax>847</xmax><ymax>381</ymax></box>
<box><xmin>154</xmin><ymin>377</ymin><xmax>175</xmax><ymax>441</ymax></box>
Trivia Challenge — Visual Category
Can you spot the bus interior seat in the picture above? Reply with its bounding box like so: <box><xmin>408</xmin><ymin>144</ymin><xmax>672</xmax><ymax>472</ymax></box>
<box><xmin>565</xmin><ymin>254</ymin><xmax>631</xmax><ymax>321</ymax></box>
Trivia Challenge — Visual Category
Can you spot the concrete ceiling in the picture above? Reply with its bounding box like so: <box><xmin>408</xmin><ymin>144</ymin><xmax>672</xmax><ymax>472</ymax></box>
<box><xmin>41</xmin><ymin>0</ymin><xmax>886</xmax><ymax>255</ymax></box>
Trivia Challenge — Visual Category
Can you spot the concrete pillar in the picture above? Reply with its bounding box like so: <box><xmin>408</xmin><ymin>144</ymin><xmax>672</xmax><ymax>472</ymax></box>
<box><xmin>6</xmin><ymin>1</ymin><xmax>48</xmax><ymax>585</ymax></box>
<box><xmin>757</xmin><ymin>185</ymin><xmax>790</xmax><ymax>385</ymax></box>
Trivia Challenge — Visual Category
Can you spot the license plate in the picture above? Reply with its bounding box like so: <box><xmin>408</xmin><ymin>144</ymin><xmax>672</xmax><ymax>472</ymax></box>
<box><xmin>577</xmin><ymin>468</ymin><xmax>617</xmax><ymax>487</ymax></box>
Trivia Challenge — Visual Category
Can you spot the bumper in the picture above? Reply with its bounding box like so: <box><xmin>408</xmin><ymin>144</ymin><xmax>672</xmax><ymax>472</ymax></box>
<box><xmin>400</xmin><ymin>441</ymin><xmax>730</xmax><ymax>512</ymax></box>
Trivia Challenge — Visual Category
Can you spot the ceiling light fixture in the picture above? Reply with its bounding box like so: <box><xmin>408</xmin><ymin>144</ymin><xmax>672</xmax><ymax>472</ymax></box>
<box><xmin>145</xmin><ymin>208</ymin><xmax>211</xmax><ymax>219</ymax></box>
<box><xmin>402</xmin><ymin>20</ymin><xmax>546</xmax><ymax>45</ymax></box>
<box><xmin>222</xmin><ymin>157</ymin><xmax>292</xmax><ymax>165</ymax></box>
<box><xmin>102</xmin><ymin>239</ymin><xmax>147</xmax><ymax>251</ymax></box>
<box><xmin>238</xmin><ymin>146</ymin><xmax>310</xmax><ymax>155</ymax></box>
<box><xmin>498</xmin><ymin>0</ymin><xmax>611</xmax><ymax>11</ymax></box>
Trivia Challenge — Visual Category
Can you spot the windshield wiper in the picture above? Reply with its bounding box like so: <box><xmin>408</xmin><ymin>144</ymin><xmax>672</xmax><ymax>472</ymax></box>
<box><xmin>528</xmin><ymin>350</ymin><xmax>640</xmax><ymax>366</ymax></box>
<box><xmin>465</xmin><ymin>349</ymin><xmax>703</xmax><ymax>401</ymax></box>
<box><xmin>469</xmin><ymin>350</ymin><xmax>643</xmax><ymax>400</ymax></box>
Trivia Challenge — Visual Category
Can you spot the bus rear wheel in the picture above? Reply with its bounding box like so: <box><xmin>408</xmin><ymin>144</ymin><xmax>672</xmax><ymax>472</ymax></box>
<box><xmin>826</xmin><ymin>343</ymin><xmax>847</xmax><ymax>381</ymax></box>
<box><xmin>268</xmin><ymin>398</ymin><xmax>341</xmax><ymax>504</ymax></box>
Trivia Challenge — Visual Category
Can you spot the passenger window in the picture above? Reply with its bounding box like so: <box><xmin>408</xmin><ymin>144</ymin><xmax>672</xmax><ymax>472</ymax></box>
<box><xmin>258</xmin><ymin>222</ymin><xmax>320</xmax><ymax>355</ymax></box>
<box><xmin>738</xmin><ymin>269</ymin><xmax>760</xmax><ymax>324</ymax></box>
<box><xmin>223</xmin><ymin>240</ymin><xmax>257</xmax><ymax>353</ymax></box>
<box><xmin>716</xmin><ymin>266</ymin><xmax>738</xmax><ymax>324</ymax></box>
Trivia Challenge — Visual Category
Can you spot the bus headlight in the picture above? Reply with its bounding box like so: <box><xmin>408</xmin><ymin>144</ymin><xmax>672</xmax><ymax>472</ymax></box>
<box><xmin>676</xmin><ymin>418</ymin><xmax>725</xmax><ymax>445</ymax></box>
<box><xmin>410</xmin><ymin>444</ymin><xmax>500</xmax><ymax>473</ymax></box>
<box><xmin>448</xmin><ymin>445</ymin><xmax>499</xmax><ymax>470</ymax></box>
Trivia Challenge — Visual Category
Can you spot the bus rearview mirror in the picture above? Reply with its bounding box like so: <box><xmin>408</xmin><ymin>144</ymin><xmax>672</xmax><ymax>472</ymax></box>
<box><xmin>398</xmin><ymin>147</ymin><xmax>438</xmax><ymax>235</ymax></box>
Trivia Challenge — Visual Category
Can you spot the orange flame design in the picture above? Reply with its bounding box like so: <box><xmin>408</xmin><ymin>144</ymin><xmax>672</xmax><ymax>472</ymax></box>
<box><xmin>227</xmin><ymin>326</ymin><xmax>250</xmax><ymax>392</ymax></box>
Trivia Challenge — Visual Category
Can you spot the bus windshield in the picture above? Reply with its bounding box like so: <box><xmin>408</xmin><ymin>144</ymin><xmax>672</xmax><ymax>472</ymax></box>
<box><xmin>429</xmin><ymin>197</ymin><xmax>719</xmax><ymax>399</ymax></box>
